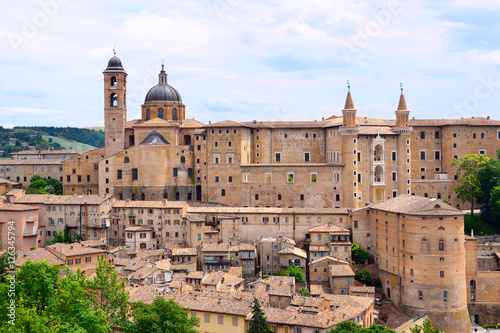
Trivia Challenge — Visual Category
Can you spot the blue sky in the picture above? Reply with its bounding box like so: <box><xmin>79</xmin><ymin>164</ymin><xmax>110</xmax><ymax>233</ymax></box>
<box><xmin>0</xmin><ymin>0</ymin><xmax>499</xmax><ymax>128</ymax></box>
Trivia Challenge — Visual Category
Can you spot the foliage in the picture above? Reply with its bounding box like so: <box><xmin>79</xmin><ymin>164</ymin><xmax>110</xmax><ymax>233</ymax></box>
<box><xmin>123</xmin><ymin>297</ymin><xmax>199</xmax><ymax>333</ymax></box>
<box><xmin>452</xmin><ymin>154</ymin><xmax>491</xmax><ymax>214</ymax></box>
<box><xmin>328</xmin><ymin>321</ymin><xmax>397</xmax><ymax>333</ymax></box>
<box><xmin>0</xmin><ymin>250</ymin><xmax>16</xmax><ymax>283</ymax></box>
<box><xmin>489</xmin><ymin>186</ymin><xmax>500</xmax><ymax>223</ymax></box>
<box><xmin>272</xmin><ymin>268</ymin><xmax>286</xmax><ymax>276</ymax></box>
<box><xmin>298</xmin><ymin>287</ymin><xmax>312</xmax><ymax>297</ymax></box>
<box><xmin>16</xmin><ymin>126</ymin><xmax>104</xmax><ymax>148</ymax></box>
<box><xmin>352</xmin><ymin>243</ymin><xmax>370</xmax><ymax>264</ymax></box>
<box><xmin>26</xmin><ymin>175</ymin><xmax>62</xmax><ymax>195</ymax></box>
<box><xmin>46</xmin><ymin>227</ymin><xmax>74</xmax><ymax>245</ymax></box>
<box><xmin>286</xmin><ymin>266</ymin><xmax>306</xmax><ymax>283</ymax></box>
<box><xmin>248</xmin><ymin>298</ymin><xmax>273</xmax><ymax>333</ymax></box>
<box><xmin>87</xmin><ymin>258</ymin><xmax>129</xmax><ymax>328</ymax></box>
<box><xmin>464</xmin><ymin>215</ymin><xmax>499</xmax><ymax>236</ymax></box>
<box><xmin>0</xmin><ymin>260</ymin><xmax>111</xmax><ymax>332</ymax></box>
<box><xmin>373</xmin><ymin>278</ymin><xmax>382</xmax><ymax>288</ymax></box>
<box><xmin>354</xmin><ymin>269</ymin><xmax>373</xmax><ymax>285</ymax></box>
<box><xmin>406</xmin><ymin>318</ymin><xmax>441</xmax><ymax>333</ymax></box>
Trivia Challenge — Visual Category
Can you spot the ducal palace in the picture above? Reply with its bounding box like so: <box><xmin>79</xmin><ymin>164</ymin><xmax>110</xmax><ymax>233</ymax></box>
<box><xmin>57</xmin><ymin>54</ymin><xmax>500</xmax><ymax>209</ymax></box>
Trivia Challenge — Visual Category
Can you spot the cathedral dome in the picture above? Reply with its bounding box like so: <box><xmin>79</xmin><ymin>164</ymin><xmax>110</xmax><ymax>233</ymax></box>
<box><xmin>106</xmin><ymin>54</ymin><xmax>124</xmax><ymax>70</ymax></box>
<box><xmin>144</xmin><ymin>83</ymin><xmax>182</xmax><ymax>103</ymax></box>
<box><xmin>144</xmin><ymin>65</ymin><xmax>182</xmax><ymax>103</ymax></box>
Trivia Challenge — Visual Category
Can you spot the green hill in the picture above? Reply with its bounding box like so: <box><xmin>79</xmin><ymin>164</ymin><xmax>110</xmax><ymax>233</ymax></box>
<box><xmin>41</xmin><ymin>135</ymin><xmax>96</xmax><ymax>150</ymax></box>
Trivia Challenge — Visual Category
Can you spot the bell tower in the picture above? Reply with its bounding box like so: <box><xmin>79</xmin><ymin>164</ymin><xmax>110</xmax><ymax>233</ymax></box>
<box><xmin>103</xmin><ymin>50</ymin><xmax>127</xmax><ymax>158</ymax></box>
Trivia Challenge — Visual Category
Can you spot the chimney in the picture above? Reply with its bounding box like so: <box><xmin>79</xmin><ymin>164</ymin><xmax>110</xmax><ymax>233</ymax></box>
<box><xmin>209</xmin><ymin>120</ymin><xmax>211</xmax><ymax>124</ymax></box>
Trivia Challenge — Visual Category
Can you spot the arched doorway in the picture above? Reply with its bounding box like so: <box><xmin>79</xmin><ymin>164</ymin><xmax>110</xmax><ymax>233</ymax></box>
<box><xmin>387</xmin><ymin>287</ymin><xmax>391</xmax><ymax>299</ymax></box>
<box><xmin>375</xmin><ymin>188</ymin><xmax>384</xmax><ymax>201</ymax></box>
<box><xmin>196</xmin><ymin>185</ymin><xmax>202</xmax><ymax>201</ymax></box>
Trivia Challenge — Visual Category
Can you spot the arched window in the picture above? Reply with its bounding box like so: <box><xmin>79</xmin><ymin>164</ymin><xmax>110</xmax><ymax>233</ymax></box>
<box><xmin>438</xmin><ymin>226</ymin><xmax>445</xmax><ymax>230</ymax></box>
<box><xmin>110</xmin><ymin>76</ymin><xmax>117</xmax><ymax>87</ymax></box>
<box><xmin>221</xmin><ymin>189</ymin><xmax>226</xmax><ymax>196</ymax></box>
<box><xmin>470</xmin><ymin>280</ymin><xmax>476</xmax><ymax>301</ymax></box>
<box><xmin>163</xmin><ymin>192</ymin><xmax>168</xmax><ymax>199</ymax></box>
<box><xmin>175</xmin><ymin>192</ymin><xmax>180</xmax><ymax>200</ymax></box>
<box><xmin>278</xmin><ymin>194</ymin><xmax>282</xmax><ymax>200</ymax></box>
<box><xmin>439</xmin><ymin>239</ymin><xmax>445</xmax><ymax>252</ymax></box>
<box><xmin>443</xmin><ymin>290</ymin><xmax>448</xmax><ymax>302</ymax></box>
<box><xmin>418</xmin><ymin>291</ymin><xmax>423</xmax><ymax>300</ymax></box>
<box><xmin>421</xmin><ymin>238</ymin><xmax>430</xmax><ymax>253</ymax></box>
<box><xmin>110</xmin><ymin>93</ymin><xmax>118</xmax><ymax>107</ymax></box>
<box><xmin>146</xmin><ymin>109</ymin><xmax>151</xmax><ymax>121</ymax></box>
<box><xmin>141</xmin><ymin>193</ymin><xmax>145</xmax><ymax>201</ymax></box>
<box><xmin>180</xmin><ymin>156</ymin><xmax>186</xmax><ymax>164</ymax></box>
<box><xmin>172</xmin><ymin>108</ymin><xmax>178</xmax><ymax>120</ymax></box>
<box><xmin>124</xmin><ymin>157</ymin><xmax>129</xmax><ymax>163</ymax></box>
<box><xmin>157</xmin><ymin>108</ymin><xmax>164</xmax><ymax>119</ymax></box>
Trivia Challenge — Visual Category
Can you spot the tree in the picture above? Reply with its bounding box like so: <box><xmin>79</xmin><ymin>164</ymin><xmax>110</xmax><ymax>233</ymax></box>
<box><xmin>46</xmin><ymin>231</ymin><xmax>65</xmax><ymax>245</ymax></box>
<box><xmin>452</xmin><ymin>154</ymin><xmax>490</xmax><ymax>215</ymax></box>
<box><xmin>490</xmin><ymin>186</ymin><xmax>500</xmax><ymax>223</ymax></box>
<box><xmin>406</xmin><ymin>318</ymin><xmax>441</xmax><ymax>333</ymax></box>
<box><xmin>352</xmin><ymin>243</ymin><xmax>369</xmax><ymax>264</ymax></box>
<box><xmin>87</xmin><ymin>257</ymin><xmax>129</xmax><ymax>328</ymax></box>
<box><xmin>286</xmin><ymin>266</ymin><xmax>306</xmax><ymax>283</ymax></box>
<box><xmin>328</xmin><ymin>321</ymin><xmax>397</xmax><ymax>333</ymax></box>
<box><xmin>248</xmin><ymin>297</ymin><xmax>273</xmax><ymax>333</ymax></box>
<box><xmin>123</xmin><ymin>297</ymin><xmax>199</xmax><ymax>333</ymax></box>
<box><xmin>298</xmin><ymin>287</ymin><xmax>312</xmax><ymax>297</ymax></box>
<box><xmin>25</xmin><ymin>175</ymin><xmax>63</xmax><ymax>195</ymax></box>
<box><xmin>355</xmin><ymin>268</ymin><xmax>373</xmax><ymax>285</ymax></box>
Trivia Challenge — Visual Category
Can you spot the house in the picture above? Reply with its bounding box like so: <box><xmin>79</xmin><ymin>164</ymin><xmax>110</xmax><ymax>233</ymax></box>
<box><xmin>329</xmin><ymin>265</ymin><xmax>355</xmax><ymax>295</ymax></box>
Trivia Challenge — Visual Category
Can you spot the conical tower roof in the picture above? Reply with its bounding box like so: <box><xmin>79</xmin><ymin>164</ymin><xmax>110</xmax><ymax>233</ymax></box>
<box><xmin>397</xmin><ymin>91</ymin><xmax>408</xmax><ymax>111</ymax></box>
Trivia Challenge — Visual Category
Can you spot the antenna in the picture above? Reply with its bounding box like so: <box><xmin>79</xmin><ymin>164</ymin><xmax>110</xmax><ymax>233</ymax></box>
<box><xmin>400</xmin><ymin>82</ymin><xmax>403</xmax><ymax>93</ymax></box>
<box><xmin>113</xmin><ymin>46</ymin><xmax>116</xmax><ymax>56</ymax></box>
<box><xmin>347</xmin><ymin>80</ymin><xmax>350</xmax><ymax>92</ymax></box>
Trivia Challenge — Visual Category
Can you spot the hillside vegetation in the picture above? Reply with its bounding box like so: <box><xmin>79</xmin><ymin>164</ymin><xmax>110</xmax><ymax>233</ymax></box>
<box><xmin>0</xmin><ymin>126</ymin><xmax>104</xmax><ymax>157</ymax></box>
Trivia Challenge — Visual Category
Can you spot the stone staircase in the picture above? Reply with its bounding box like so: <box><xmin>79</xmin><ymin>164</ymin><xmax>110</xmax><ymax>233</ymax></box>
<box><xmin>394</xmin><ymin>315</ymin><xmax>429</xmax><ymax>333</ymax></box>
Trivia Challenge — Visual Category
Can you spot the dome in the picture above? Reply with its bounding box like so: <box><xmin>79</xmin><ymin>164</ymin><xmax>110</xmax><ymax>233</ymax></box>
<box><xmin>144</xmin><ymin>65</ymin><xmax>182</xmax><ymax>103</ymax></box>
<box><xmin>106</xmin><ymin>55</ymin><xmax>124</xmax><ymax>70</ymax></box>
<box><xmin>145</xmin><ymin>83</ymin><xmax>182</xmax><ymax>103</ymax></box>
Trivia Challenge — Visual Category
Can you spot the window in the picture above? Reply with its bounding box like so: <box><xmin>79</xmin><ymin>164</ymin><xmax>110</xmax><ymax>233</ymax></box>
<box><xmin>392</xmin><ymin>172</ymin><xmax>397</xmax><ymax>181</ymax></box>
<box><xmin>204</xmin><ymin>314</ymin><xmax>210</xmax><ymax>323</ymax></box>
<box><xmin>391</xmin><ymin>151</ymin><xmax>397</xmax><ymax>161</ymax></box>
<box><xmin>243</xmin><ymin>173</ymin><xmax>249</xmax><ymax>183</ymax></box>
<box><xmin>287</xmin><ymin>172</ymin><xmax>294</xmax><ymax>183</ymax></box>
<box><xmin>420</xmin><ymin>131</ymin><xmax>425</xmax><ymax>139</ymax></box>
<box><xmin>218</xmin><ymin>316</ymin><xmax>223</xmax><ymax>324</ymax></box>
<box><xmin>418</xmin><ymin>291</ymin><xmax>423</xmax><ymax>300</ymax></box>
<box><xmin>443</xmin><ymin>290</ymin><xmax>448</xmax><ymax>302</ymax></box>
<box><xmin>117</xmin><ymin>170</ymin><xmax>122</xmax><ymax>180</ymax></box>
<box><xmin>132</xmin><ymin>168</ymin><xmax>138</xmax><ymax>180</ymax></box>
<box><xmin>310</xmin><ymin>173</ymin><xmax>317</xmax><ymax>183</ymax></box>
<box><xmin>304</xmin><ymin>152</ymin><xmax>310</xmax><ymax>162</ymax></box>
<box><xmin>440</xmin><ymin>271</ymin><xmax>444</xmax><ymax>278</ymax></box>
<box><xmin>473</xmin><ymin>133</ymin><xmax>477</xmax><ymax>139</ymax></box>
<box><xmin>435</xmin><ymin>151</ymin><xmax>440</xmax><ymax>160</ymax></box>
<box><xmin>232</xmin><ymin>317</ymin><xmax>238</xmax><ymax>326</ymax></box>
<box><xmin>439</xmin><ymin>239</ymin><xmax>445</xmax><ymax>251</ymax></box>
<box><xmin>275</xmin><ymin>153</ymin><xmax>281</xmax><ymax>162</ymax></box>
<box><xmin>221</xmin><ymin>189</ymin><xmax>225</xmax><ymax>196</ymax></box>
<box><xmin>420</xmin><ymin>151</ymin><xmax>426</xmax><ymax>160</ymax></box>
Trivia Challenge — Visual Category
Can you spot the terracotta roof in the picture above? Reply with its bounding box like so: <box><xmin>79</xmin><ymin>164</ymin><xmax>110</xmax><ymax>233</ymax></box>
<box><xmin>324</xmin><ymin>116</ymin><xmax>390</xmax><ymax>128</ymax></box>
<box><xmin>11</xmin><ymin>149</ymin><xmax>89</xmax><ymax>156</ymax></box>
<box><xmin>202</xmin><ymin>271</ymin><xmax>226</xmax><ymax>285</ymax></box>
<box><xmin>0</xmin><ymin>160</ymin><xmax>63</xmax><ymax>165</ymax></box>
<box><xmin>238</xmin><ymin>243</ymin><xmax>256</xmax><ymax>251</ymax></box>
<box><xmin>259</xmin><ymin>306</ymin><xmax>357</xmax><ymax>329</ymax></box>
<box><xmin>133</xmin><ymin>118</ymin><xmax>177</xmax><ymax>128</ymax></box>
<box><xmin>187</xmin><ymin>206</ymin><xmax>348</xmax><ymax>215</ymax></box>
<box><xmin>329</xmin><ymin>265</ymin><xmax>355</xmax><ymax>277</ymax></box>
<box><xmin>310</xmin><ymin>283</ymin><xmax>330</xmax><ymax>295</ymax></box>
<box><xmin>122</xmin><ymin>259</ymin><xmax>148</xmax><ymax>272</ymax></box>
<box><xmin>0</xmin><ymin>177</ymin><xmax>20</xmax><ymax>186</ymax></box>
<box><xmin>155</xmin><ymin>259</ymin><xmax>172</xmax><ymax>271</ymax></box>
<box><xmin>0</xmin><ymin>203</ymin><xmax>38</xmax><ymax>211</ymax></box>
<box><xmin>204</xmin><ymin>120</ymin><xmax>249</xmax><ymax>128</ymax></box>
<box><xmin>80</xmin><ymin>239</ymin><xmax>107</xmax><ymax>247</ymax></box>
<box><xmin>344</xmin><ymin>91</ymin><xmax>355</xmax><ymax>110</ymax></box>
<box><xmin>260</xmin><ymin>236</ymin><xmax>296</xmax><ymax>246</ymax></box>
<box><xmin>218</xmin><ymin>273</ymin><xmax>245</xmax><ymax>292</ymax></box>
<box><xmin>178</xmin><ymin>118</ymin><xmax>205</xmax><ymax>128</ymax></box>
<box><xmin>309</xmin><ymin>256</ymin><xmax>349</xmax><ymax>266</ymax></box>
<box><xmin>309</xmin><ymin>224</ymin><xmax>350</xmax><ymax>233</ymax></box>
<box><xmin>201</xmin><ymin>242</ymin><xmax>235</xmax><ymax>253</ymax></box>
<box><xmin>186</xmin><ymin>271</ymin><xmax>206</xmax><ymax>279</ymax></box>
<box><xmin>408</xmin><ymin>117</ymin><xmax>500</xmax><ymax>127</ymax></box>
<box><xmin>321</xmin><ymin>293</ymin><xmax>374</xmax><ymax>310</ymax></box>
<box><xmin>279</xmin><ymin>247</ymin><xmax>307</xmax><ymax>259</ymax></box>
<box><xmin>268</xmin><ymin>276</ymin><xmax>295</xmax><ymax>296</ymax></box>
<box><xmin>370</xmin><ymin>195</ymin><xmax>463</xmax><ymax>216</ymax></box>
<box><xmin>16</xmin><ymin>248</ymin><xmax>65</xmax><ymax>266</ymax></box>
<box><xmin>129</xmin><ymin>265</ymin><xmax>157</xmax><ymax>280</ymax></box>
<box><xmin>14</xmin><ymin>194</ymin><xmax>56</xmax><ymax>204</ymax></box>
<box><xmin>291</xmin><ymin>296</ymin><xmax>325</xmax><ymax>308</ymax></box>
<box><xmin>397</xmin><ymin>92</ymin><xmax>408</xmax><ymax>111</ymax></box>
<box><xmin>124</xmin><ymin>226</ymin><xmax>152</xmax><ymax>232</ymax></box>
<box><xmin>128</xmin><ymin>284</ymin><xmax>163</xmax><ymax>303</ymax></box>
<box><xmin>113</xmin><ymin>200</ymin><xmax>187</xmax><ymax>209</ymax></box>
<box><xmin>47</xmin><ymin>243</ymin><xmax>108</xmax><ymax>257</ymax></box>
<box><xmin>228</xmin><ymin>266</ymin><xmax>243</xmax><ymax>277</ymax></box>
<box><xmin>242</xmin><ymin>120</ymin><xmax>330</xmax><ymax>129</ymax></box>
<box><xmin>172</xmin><ymin>247</ymin><xmax>197</xmax><ymax>256</ymax></box>
<box><xmin>174</xmin><ymin>291</ymin><xmax>254</xmax><ymax>316</ymax></box>
<box><xmin>349</xmin><ymin>286</ymin><xmax>375</xmax><ymax>294</ymax></box>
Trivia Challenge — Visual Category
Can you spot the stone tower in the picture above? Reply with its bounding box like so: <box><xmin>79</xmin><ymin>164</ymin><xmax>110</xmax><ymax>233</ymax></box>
<box><xmin>103</xmin><ymin>51</ymin><xmax>127</xmax><ymax>158</ymax></box>
<box><xmin>340</xmin><ymin>84</ymin><xmax>359</xmax><ymax>209</ymax></box>
<box><xmin>393</xmin><ymin>86</ymin><xmax>412</xmax><ymax>197</ymax></box>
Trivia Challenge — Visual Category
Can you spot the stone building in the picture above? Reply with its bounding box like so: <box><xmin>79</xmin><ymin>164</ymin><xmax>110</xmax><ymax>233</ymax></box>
<box><xmin>61</xmin><ymin>54</ymin><xmax>500</xmax><ymax>210</ymax></box>
<box><xmin>370</xmin><ymin>195</ymin><xmax>471</xmax><ymax>333</ymax></box>
<box><xmin>0</xmin><ymin>203</ymin><xmax>39</xmax><ymax>251</ymax></box>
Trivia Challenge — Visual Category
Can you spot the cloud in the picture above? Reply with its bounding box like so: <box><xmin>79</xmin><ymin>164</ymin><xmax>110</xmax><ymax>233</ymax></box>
<box><xmin>0</xmin><ymin>107</ymin><xmax>69</xmax><ymax>117</ymax></box>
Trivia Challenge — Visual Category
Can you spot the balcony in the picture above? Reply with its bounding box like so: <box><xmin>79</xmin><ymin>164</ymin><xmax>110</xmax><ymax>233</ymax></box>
<box><xmin>204</xmin><ymin>256</ymin><xmax>230</xmax><ymax>264</ymax></box>
<box><xmin>24</xmin><ymin>232</ymin><xmax>38</xmax><ymax>237</ymax></box>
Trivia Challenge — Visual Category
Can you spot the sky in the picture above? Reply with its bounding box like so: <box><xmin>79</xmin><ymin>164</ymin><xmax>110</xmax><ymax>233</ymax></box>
<box><xmin>0</xmin><ymin>0</ymin><xmax>499</xmax><ymax>128</ymax></box>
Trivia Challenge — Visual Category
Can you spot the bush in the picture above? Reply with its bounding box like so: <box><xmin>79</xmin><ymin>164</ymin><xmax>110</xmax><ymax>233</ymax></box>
<box><xmin>352</xmin><ymin>243</ymin><xmax>369</xmax><ymax>263</ymax></box>
<box><xmin>354</xmin><ymin>268</ymin><xmax>372</xmax><ymax>285</ymax></box>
